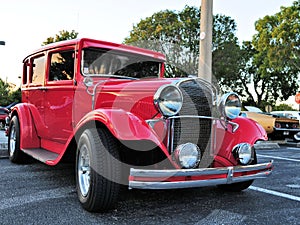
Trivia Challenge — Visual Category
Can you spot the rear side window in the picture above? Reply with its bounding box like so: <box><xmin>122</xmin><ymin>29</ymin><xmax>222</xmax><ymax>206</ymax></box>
<box><xmin>49</xmin><ymin>50</ymin><xmax>74</xmax><ymax>81</ymax></box>
<box><xmin>31</xmin><ymin>55</ymin><xmax>45</xmax><ymax>85</ymax></box>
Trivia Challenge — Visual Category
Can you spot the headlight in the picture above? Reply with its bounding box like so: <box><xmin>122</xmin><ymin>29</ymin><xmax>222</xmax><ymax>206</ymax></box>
<box><xmin>219</xmin><ymin>92</ymin><xmax>241</xmax><ymax>120</ymax></box>
<box><xmin>154</xmin><ymin>85</ymin><xmax>183</xmax><ymax>117</ymax></box>
<box><xmin>174</xmin><ymin>143</ymin><xmax>201</xmax><ymax>169</ymax></box>
<box><xmin>232</xmin><ymin>143</ymin><xmax>253</xmax><ymax>165</ymax></box>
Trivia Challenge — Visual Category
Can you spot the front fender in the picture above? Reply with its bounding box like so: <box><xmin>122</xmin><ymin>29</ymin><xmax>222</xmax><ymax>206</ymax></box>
<box><xmin>233</xmin><ymin>117</ymin><xmax>268</xmax><ymax>144</ymax></box>
<box><xmin>75</xmin><ymin>108</ymin><xmax>168</xmax><ymax>152</ymax></box>
<box><xmin>218</xmin><ymin>117</ymin><xmax>267</xmax><ymax>148</ymax></box>
<box><xmin>214</xmin><ymin>116</ymin><xmax>267</xmax><ymax>167</ymax></box>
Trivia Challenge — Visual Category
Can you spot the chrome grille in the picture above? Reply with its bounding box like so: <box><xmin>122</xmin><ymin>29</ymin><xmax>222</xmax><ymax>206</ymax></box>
<box><xmin>171</xmin><ymin>80</ymin><xmax>213</xmax><ymax>153</ymax></box>
<box><xmin>178</xmin><ymin>80</ymin><xmax>213</xmax><ymax>117</ymax></box>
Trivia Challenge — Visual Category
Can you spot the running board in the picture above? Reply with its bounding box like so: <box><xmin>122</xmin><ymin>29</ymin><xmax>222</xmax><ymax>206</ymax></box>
<box><xmin>22</xmin><ymin>148</ymin><xmax>59</xmax><ymax>164</ymax></box>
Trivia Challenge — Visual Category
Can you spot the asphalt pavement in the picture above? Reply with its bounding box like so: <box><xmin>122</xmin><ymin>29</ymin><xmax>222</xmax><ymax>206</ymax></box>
<box><xmin>0</xmin><ymin>130</ymin><xmax>8</xmax><ymax>158</ymax></box>
<box><xmin>0</xmin><ymin>145</ymin><xmax>299</xmax><ymax>224</ymax></box>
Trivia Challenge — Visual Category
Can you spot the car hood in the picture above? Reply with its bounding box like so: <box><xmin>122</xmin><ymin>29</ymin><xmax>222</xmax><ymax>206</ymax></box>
<box><xmin>94</xmin><ymin>78</ymin><xmax>186</xmax><ymax>120</ymax></box>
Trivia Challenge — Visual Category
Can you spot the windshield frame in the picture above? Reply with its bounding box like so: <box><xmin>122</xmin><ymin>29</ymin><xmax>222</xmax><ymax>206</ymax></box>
<box><xmin>81</xmin><ymin>47</ymin><xmax>164</xmax><ymax>79</ymax></box>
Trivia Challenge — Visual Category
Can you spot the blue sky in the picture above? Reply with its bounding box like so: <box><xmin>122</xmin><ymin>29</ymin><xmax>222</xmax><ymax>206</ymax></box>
<box><xmin>0</xmin><ymin>0</ymin><xmax>295</xmax><ymax>87</ymax></box>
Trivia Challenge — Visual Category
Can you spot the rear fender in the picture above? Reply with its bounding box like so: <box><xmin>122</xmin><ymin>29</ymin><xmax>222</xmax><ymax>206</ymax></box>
<box><xmin>10</xmin><ymin>103</ymin><xmax>40</xmax><ymax>149</ymax></box>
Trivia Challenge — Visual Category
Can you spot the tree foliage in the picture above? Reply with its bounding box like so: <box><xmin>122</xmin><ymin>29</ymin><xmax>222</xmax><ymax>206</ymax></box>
<box><xmin>273</xmin><ymin>103</ymin><xmax>295</xmax><ymax>111</ymax></box>
<box><xmin>0</xmin><ymin>79</ymin><xmax>21</xmax><ymax>106</ymax></box>
<box><xmin>249</xmin><ymin>1</ymin><xmax>300</xmax><ymax>106</ymax></box>
<box><xmin>124</xmin><ymin>6</ymin><xmax>241</xmax><ymax>81</ymax></box>
<box><xmin>0</xmin><ymin>79</ymin><xmax>10</xmax><ymax>106</ymax></box>
<box><xmin>124</xmin><ymin>3</ymin><xmax>300</xmax><ymax>108</ymax></box>
<box><xmin>42</xmin><ymin>30</ymin><xmax>78</xmax><ymax>46</ymax></box>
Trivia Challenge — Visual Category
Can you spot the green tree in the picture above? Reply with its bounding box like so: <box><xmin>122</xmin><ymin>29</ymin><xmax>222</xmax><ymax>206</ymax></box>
<box><xmin>273</xmin><ymin>103</ymin><xmax>295</xmax><ymax>111</ymax></box>
<box><xmin>0</xmin><ymin>79</ymin><xmax>21</xmax><ymax>106</ymax></box>
<box><xmin>124</xmin><ymin>6</ymin><xmax>242</xmax><ymax>81</ymax></box>
<box><xmin>0</xmin><ymin>78</ymin><xmax>10</xmax><ymax>106</ymax></box>
<box><xmin>9</xmin><ymin>88</ymin><xmax>21</xmax><ymax>103</ymax></box>
<box><xmin>249</xmin><ymin>1</ymin><xmax>300</xmax><ymax>106</ymax></box>
<box><xmin>42</xmin><ymin>30</ymin><xmax>78</xmax><ymax>46</ymax></box>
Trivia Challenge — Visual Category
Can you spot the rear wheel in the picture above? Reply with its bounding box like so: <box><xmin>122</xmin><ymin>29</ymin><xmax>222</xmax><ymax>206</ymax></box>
<box><xmin>76</xmin><ymin>128</ymin><xmax>121</xmax><ymax>212</ymax></box>
<box><xmin>8</xmin><ymin>116</ymin><xmax>30</xmax><ymax>164</ymax></box>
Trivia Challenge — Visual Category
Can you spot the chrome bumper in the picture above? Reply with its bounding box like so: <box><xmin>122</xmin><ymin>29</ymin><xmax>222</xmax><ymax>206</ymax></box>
<box><xmin>129</xmin><ymin>161</ymin><xmax>273</xmax><ymax>189</ymax></box>
<box><xmin>273</xmin><ymin>127</ymin><xmax>300</xmax><ymax>132</ymax></box>
<box><xmin>294</xmin><ymin>132</ymin><xmax>300</xmax><ymax>141</ymax></box>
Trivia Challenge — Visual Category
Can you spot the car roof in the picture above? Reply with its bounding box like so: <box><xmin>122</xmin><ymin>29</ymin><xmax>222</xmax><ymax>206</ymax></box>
<box><xmin>23</xmin><ymin>38</ymin><xmax>166</xmax><ymax>62</ymax></box>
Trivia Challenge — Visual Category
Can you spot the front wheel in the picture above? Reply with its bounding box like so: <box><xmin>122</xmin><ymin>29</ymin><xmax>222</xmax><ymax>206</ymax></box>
<box><xmin>76</xmin><ymin>128</ymin><xmax>121</xmax><ymax>212</ymax></box>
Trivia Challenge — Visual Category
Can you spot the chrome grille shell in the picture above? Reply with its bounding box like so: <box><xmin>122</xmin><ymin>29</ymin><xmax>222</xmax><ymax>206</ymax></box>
<box><xmin>168</xmin><ymin>78</ymin><xmax>215</xmax><ymax>158</ymax></box>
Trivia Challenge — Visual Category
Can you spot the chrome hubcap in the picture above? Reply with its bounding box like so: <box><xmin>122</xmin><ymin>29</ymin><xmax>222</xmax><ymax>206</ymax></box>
<box><xmin>9</xmin><ymin>126</ymin><xmax>16</xmax><ymax>157</ymax></box>
<box><xmin>78</xmin><ymin>145</ymin><xmax>91</xmax><ymax>197</ymax></box>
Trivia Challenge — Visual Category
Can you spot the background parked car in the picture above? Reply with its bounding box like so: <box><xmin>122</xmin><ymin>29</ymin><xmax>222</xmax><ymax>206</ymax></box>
<box><xmin>0</xmin><ymin>107</ymin><xmax>9</xmax><ymax>129</ymax></box>
<box><xmin>4</xmin><ymin>102</ymin><xmax>18</xmax><ymax>112</ymax></box>
<box><xmin>241</xmin><ymin>106</ymin><xmax>300</xmax><ymax>141</ymax></box>
<box><xmin>270</xmin><ymin>111</ymin><xmax>300</xmax><ymax>141</ymax></box>
<box><xmin>270</xmin><ymin>111</ymin><xmax>300</xmax><ymax>122</ymax></box>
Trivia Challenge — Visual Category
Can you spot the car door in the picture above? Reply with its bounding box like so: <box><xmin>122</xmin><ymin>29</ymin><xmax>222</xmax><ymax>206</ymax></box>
<box><xmin>24</xmin><ymin>54</ymin><xmax>48</xmax><ymax>136</ymax></box>
<box><xmin>43</xmin><ymin>47</ymin><xmax>76</xmax><ymax>143</ymax></box>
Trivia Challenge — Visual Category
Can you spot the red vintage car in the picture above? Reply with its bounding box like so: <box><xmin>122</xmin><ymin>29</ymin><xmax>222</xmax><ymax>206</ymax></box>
<box><xmin>7</xmin><ymin>38</ymin><xmax>273</xmax><ymax>212</ymax></box>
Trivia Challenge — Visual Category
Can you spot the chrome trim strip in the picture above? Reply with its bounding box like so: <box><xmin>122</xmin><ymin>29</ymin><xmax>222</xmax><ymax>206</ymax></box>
<box><xmin>129</xmin><ymin>161</ymin><xmax>273</xmax><ymax>190</ymax></box>
<box><xmin>273</xmin><ymin>128</ymin><xmax>300</xmax><ymax>132</ymax></box>
<box><xmin>169</xmin><ymin>118</ymin><xmax>175</xmax><ymax>153</ymax></box>
<box><xmin>146</xmin><ymin>118</ymin><xmax>164</xmax><ymax>128</ymax></box>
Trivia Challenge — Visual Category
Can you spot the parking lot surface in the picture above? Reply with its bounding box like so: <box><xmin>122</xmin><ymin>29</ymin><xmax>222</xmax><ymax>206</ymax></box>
<box><xmin>0</xmin><ymin>133</ymin><xmax>299</xmax><ymax>224</ymax></box>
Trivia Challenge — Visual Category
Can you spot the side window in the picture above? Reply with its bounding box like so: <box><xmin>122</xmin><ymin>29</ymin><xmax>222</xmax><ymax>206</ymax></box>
<box><xmin>22</xmin><ymin>60</ymin><xmax>29</xmax><ymax>85</ymax></box>
<box><xmin>31</xmin><ymin>55</ymin><xmax>45</xmax><ymax>85</ymax></box>
<box><xmin>49</xmin><ymin>50</ymin><xmax>74</xmax><ymax>81</ymax></box>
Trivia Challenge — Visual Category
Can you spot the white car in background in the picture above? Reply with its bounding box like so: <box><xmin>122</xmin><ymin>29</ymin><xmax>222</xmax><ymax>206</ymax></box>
<box><xmin>270</xmin><ymin>111</ymin><xmax>300</xmax><ymax>122</ymax></box>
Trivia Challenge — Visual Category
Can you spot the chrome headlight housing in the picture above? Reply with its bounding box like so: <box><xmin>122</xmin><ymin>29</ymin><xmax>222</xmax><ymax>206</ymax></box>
<box><xmin>232</xmin><ymin>143</ymin><xmax>254</xmax><ymax>165</ymax></box>
<box><xmin>154</xmin><ymin>85</ymin><xmax>183</xmax><ymax>117</ymax></box>
<box><xmin>174</xmin><ymin>143</ymin><xmax>201</xmax><ymax>169</ymax></box>
<box><xmin>218</xmin><ymin>92</ymin><xmax>241</xmax><ymax>120</ymax></box>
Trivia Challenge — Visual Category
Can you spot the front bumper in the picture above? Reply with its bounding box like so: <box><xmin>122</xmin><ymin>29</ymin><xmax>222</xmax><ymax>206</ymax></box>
<box><xmin>294</xmin><ymin>132</ymin><xmax>300</xmax><ymax>141</ymax></box>
<box><xmin>129</xmin><ymin>161</ymin><xmax>273</xmax><ymax>189</ymax></box>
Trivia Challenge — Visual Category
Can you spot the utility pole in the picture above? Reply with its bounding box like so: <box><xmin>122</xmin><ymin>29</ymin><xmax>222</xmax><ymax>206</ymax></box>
<box><xmin>198</xmin><ymin>0</ymin><xmax>213</xmax><ymax>83</ymax></box>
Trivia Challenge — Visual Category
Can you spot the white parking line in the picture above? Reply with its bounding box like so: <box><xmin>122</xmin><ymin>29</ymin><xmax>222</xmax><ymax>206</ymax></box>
<box><xmin>249</xmin><ymin>186</ymin><xmax>300</xmax><ymax>202</ymax></box>
<box><xmin>287</xmin><ymin>147</ymin><xmax>300</xmax><ymax>151</ymax></box>
<box><xmin>257</xmin><ymin>154</ymin><xmax>300</xmax><ymax>162</ymax></box>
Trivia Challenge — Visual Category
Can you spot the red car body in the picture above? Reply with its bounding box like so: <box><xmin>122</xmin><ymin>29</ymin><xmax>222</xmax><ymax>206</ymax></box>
<box><xmin>8</xmin><ymin>38</ymin><xmax>273</xmax><ymax>212</ymax></box>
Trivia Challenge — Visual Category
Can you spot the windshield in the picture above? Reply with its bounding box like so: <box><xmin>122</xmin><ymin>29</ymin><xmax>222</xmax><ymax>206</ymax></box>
<box><xmin>82</xmin><ymin>48</ymin><xmax>162</xmax><ymax>79</ymax></box>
